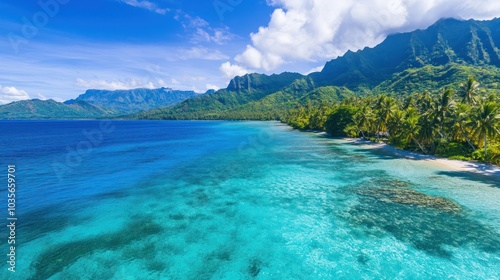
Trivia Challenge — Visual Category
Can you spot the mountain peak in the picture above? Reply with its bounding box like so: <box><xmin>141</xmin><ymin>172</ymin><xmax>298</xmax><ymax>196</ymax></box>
<box><xmin>227</xmin><ymin>72</ymin><xmax>304</xmax><ymax>92</ymax></box>
<box><xmin>316</xmin><ymin>18</ymin><xmax>500</xmax><ymax>89</ymax></box>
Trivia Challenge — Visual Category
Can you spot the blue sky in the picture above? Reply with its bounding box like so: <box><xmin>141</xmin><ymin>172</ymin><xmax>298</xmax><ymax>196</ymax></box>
<box><xmin>1</xmin><ymin>0</ymin><xmax>500</xmax><ymax>103</ymax></box>
<box><xmin>0</xmin><ymin>0</ymin><xmax>275</xmax><ymax>102</ymax></box>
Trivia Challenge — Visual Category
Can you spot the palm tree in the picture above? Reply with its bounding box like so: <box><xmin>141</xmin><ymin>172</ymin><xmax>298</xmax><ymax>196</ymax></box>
<box><xmin>434</xmin><ymin>88</ymin><xmax>456</xmax><ymax>140</ymax></box>
<box><xmin>388</xmin><ymin>109</ymin><xmax>406</xmax><ymax>141</ymax></box>
<box><xmin>353</xmin><ymin>105</ymin><xmax>374</xmax><ymax>139</ymax></box>
<box><xmin>415</xmin><ymin>91</ymin><xmax>434</xmax><ymax>115</ymax></box>
<box><xmin>490</xmin><ymin>153</ymin><xmax>500</xmax><ymax>165</ymax></box>
<box><xmin>460</xmin><ymin>76</ymin><xmax>480</xmax><ymax>104</ymax></box>
<box><xmin>404</xmin><ymin>109</ymin><xmax>427</xmax><ymax>154</ymax></box>
<box><xmin>375</xmin><ymin>96</ymin><xmax>397</xmax><ymax>138</ymax></box>
<box><xmin>418</xmin><ymin>107</ymin><xmax>437</xmax><ymax>152</ymax></box>
<box><xmin>403</xmin><ymin>95</ymin><xmax>415</xmax><ymax>110</ymax></box>
<box><xmin>449</xmin><ymin>103</ymin><xmax>475</xmax><ymax>150</ymax></box>
<box><xmin>468</xmin><ymin>102</ymin><xmax>500</xmax><ymax>161</ymax></box>
<box><xmin>309</xmin><ymin>101</ymin><xmax>332</xmax><ymax>130</ymax></box>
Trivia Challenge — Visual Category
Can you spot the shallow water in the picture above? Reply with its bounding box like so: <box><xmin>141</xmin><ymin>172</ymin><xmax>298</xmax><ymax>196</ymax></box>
<box><xmin>0</xmin><ymin>121</ymin><xmax>498</xmax><ymax>279</ymax></box>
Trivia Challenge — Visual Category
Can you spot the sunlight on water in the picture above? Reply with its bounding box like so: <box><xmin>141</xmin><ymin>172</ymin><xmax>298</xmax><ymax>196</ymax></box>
<box><xmin>0</xmin><ymin>121</ymin><xmax>498</xmax><ymax>279</ymax></box>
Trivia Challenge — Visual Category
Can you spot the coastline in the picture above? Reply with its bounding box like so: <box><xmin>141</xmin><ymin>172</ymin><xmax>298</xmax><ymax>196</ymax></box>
<box><xmin>343</xmin><ymin>138</ymin><xmax>500</xmax><ymax>180</ymax></box>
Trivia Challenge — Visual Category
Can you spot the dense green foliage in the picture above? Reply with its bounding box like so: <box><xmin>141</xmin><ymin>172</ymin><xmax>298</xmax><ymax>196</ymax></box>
<box><xmin>373</xmin><ymin>64</ymin><xmax>500</xmax><ymax>96</ymax></box>
<box><xmin>284</xmin><ymin>77</ymin><xmax>500</xmax><ymax>164</ymax></box>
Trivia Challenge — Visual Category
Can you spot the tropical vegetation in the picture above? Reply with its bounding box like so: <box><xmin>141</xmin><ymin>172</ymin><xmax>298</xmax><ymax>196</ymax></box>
<box><xmin>1</xmin><ymin>18</ymin><xmax>499</xmax><ymax>166</ymax></box>
<box><xmin>284</xmin><ymin>76</ymin><xmax>500</xmax><ymax>164</ymax></box>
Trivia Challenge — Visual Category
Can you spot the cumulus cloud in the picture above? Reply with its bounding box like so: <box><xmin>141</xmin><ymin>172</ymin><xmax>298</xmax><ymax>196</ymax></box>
<box><xmin>120</xmin><ymin>0</ymin><xmax>169</xmax><ymax>15</ymax></box>
<box><xmin>0</xmin><ymin>85</ymin><xmax>30</xmax><ymax>104</ymax></box>
<box><xmin>226</xmin><ymin>0</ymin><xmax>500</xmax><ymax>72</ymax></box>
<box><xmin>220</xmin><ymin>62</ymin><xmax>250</xmax><ymax>78</ymax></box>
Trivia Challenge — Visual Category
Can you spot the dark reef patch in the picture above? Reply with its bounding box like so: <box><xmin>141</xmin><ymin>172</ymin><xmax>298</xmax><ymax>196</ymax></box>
<box><xmin>29</xmin><ymin>216</ymin><xmax>162</xmax><ymax>280</ymax></box>
<box><xmin>248</xmin><ymin>258</ymin><xmax>263</xmax><ymax>277</ymax></box>
<box><xmin>357</xmin><ymin>253</ymin><xmax>370</xmax><ymax>265</ymax></box>
<box><xmin>19</xmin><ymin>200</ymin><xmax>96</xmax><ymax>244</ymax></box>
<box><xmin>355</xmin><ymin>187</ymin><xmax>462</xmax><ymax>213</ymax></box>
<box><xmin>339</xmin><ymin>178</ymin><xmax>500</xmax><ymax>258</ymax></box>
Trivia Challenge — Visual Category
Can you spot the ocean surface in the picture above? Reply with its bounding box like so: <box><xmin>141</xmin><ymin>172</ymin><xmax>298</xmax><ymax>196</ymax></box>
<box><xmin>0</xmin><ymin>120</ymin><xmax>499</xmax><ymax>279</ymax></box>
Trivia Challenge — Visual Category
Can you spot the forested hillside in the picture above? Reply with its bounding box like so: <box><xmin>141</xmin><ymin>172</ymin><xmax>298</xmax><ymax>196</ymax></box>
<box><xmin>284</xmin><ymin>76</ymin><xmax>500</xmax><ymax>164</ymax></box>
<box><xmin>135</xmin><ymin>18</ymin><xmax>500</xmax><ymax>121</ymax></box>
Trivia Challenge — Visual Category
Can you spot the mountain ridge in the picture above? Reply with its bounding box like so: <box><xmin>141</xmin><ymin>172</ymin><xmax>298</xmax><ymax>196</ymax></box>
<box><xmin>0</xmin><ymin>99</ymin><xmax>113</xmax><ymax>120</ymax></box>
<box><xmin>135</xmin><ymin>18</ymin><xmax>500</xmax><ymax>120</ymax></box>
<box><xmin>2</xmin><ymin>18</ymin><xmax>500</xmax><ymax>120</ymax></box>
<box><xmin>314</xmin><ymin>18</ymin><xmax>500</xmax><ymax>89</ymax></box>
<box><xmin>0</xmin><ymin>87</ymin><xmax>204</xmax><ymax>119</ymax></box>
<box><xmin>65</xmin><ymin>87</ymin><xmax>200</xmax><ymax>114</ymax></box>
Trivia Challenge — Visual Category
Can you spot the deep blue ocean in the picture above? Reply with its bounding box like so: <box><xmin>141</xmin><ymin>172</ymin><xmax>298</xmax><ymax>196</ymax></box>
<box><xmin>0</xmin><ymin>120</ymin><xmax>499</xmax><ymax>279</ymax></box>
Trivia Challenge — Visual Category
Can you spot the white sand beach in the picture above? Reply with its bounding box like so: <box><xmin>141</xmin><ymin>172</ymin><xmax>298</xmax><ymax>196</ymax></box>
<box><xmin>344</xmin><ymin>138</ymin><xmax>500</xmax><ymax>180</ymax></box>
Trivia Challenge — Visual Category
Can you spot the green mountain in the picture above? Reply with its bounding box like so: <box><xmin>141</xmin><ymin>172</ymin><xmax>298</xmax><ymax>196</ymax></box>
<box><xmin>313</xmin><ymin>18</ymin><xmax>500</xmax><ymax>90</ymax></box>
<box><xmin>3</xmin><ymin>18</ymin><xmax>499</xmax><ymax>120</ymax></box>
<box><xmin>135</xmin><ymin>72</ymin><xmax>304</xmax><ymax>119</ymax></box>
<box><xmin>0</xmin><ymin>99</ymin><xmax>113</xmax><ymax>119</ymax></box>
<box><xmin>65</xmin><ymin>87</ymin><xmax>199</xmax><ymax>114</ymax></box>
<box><xmin>372</xmin><ymin>63</ymin><xmax>500</xmax><ymax>95</ymax></box>
<box><xmin>0</xmin><ymin>87</ymin><xmax>202</xmax><ymax>119</ymax></box>
<box><xmin>137</xmin><ymin>18</ymin><xmax>500</xmax><ymax>120</ymax></box>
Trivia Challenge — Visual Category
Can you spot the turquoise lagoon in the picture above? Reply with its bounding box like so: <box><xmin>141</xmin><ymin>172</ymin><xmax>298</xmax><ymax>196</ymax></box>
<box><xmin>0</xmin><ymin>121</ymin><xmax>498</xmax><ymax>279</ymax></box>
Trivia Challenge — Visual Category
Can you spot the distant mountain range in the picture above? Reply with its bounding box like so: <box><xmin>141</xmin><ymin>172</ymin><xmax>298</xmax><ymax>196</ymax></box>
<box><xmin>138</xmin><ymin>18</ymin><xmax>500</xmax><ymax>120</ymax></box>
<box><xmin>0</xmin><ymin>88</ymin><xmax>203</xmax><ymax>119</ymax></box>
<box><xmin>2</xmin><ymin>18</ymin><xmax>500</xmax><ymax>120</ymax></box>
<box><xmin>0</xmin><ymin>99</ymin><xmax>114</xmax><ymax>120</ymax></box>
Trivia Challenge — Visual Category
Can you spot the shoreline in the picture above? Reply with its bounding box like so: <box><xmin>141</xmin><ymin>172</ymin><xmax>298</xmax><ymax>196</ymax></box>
<box><xmin>342</xmin><ymin>138</ymin><xmax>500</xmax><ymax>180</ymax></box>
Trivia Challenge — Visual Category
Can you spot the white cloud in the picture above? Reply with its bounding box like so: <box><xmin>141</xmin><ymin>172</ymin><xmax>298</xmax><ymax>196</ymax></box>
<box><xmin>192</xmin><ymin>27</ymin><xmax>233</xmax><ymax>44</ymax></box>
<box><xmin>179</xmin><ymin>47</ymin><xmax>229</xmax><ymax>60</ymax></box>
<box><xmin>0</xmin><ymin>85</ymin><xmax>30</xmax><ymax>105</ymax></box>
<box><xmin>120</xmin><ymin>0</ymin><xmax>169</xmax><ymax>15</ymax></box>
<box><xmin>304</xmin><ymin>65</ymin><xmax>324</xmax><ymax>75</ymax></box>
<box><xmin>206</xmin><ymin>84</ymin><xmax>221</xmax><ymax>91</ymax></box>
<box><xmin>179</xmin><ymin>14</ymin><xmax>235</xmax><ymax>45</ymax></box>
<box><xmin>220</xmin><ymin>62</ymin><xmax>250</xmax><ymax>78</ymax></box>
<box><xmin>0</xmin><ymin>39</ymin><xmax>230</xmax><ymax>101</ymax></box>
<box><xmin>35</xmin><ymin>93</ymin><xmax>48</xmax><ymax>100</ymax></box>
<box><xmin>227</xmin><ymin>0</ymin><xmax>500</xmax><ymax>72</ymax></box>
